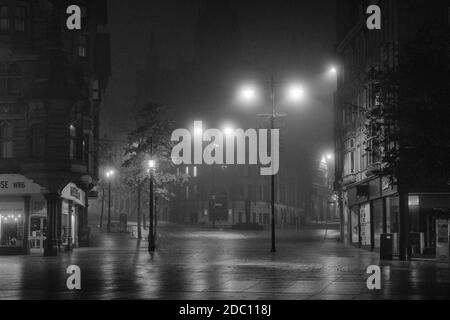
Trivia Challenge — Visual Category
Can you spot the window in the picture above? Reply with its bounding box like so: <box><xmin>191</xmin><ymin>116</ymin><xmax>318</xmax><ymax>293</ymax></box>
<box><xmin>0</xmin><ymin>6</ymin><xmax>9</xmax><ymax>31</ymax></box>
<box><xmin>82</xmin><ymin>136</ymin><xmax>88</xmax><ymax>164</ymax></box>
<box><xmin>344</xmin><ymin>139</ymin><xmax>356</xmax><ymax>175</ymax></box>
<box><xmin>69</xmin><ymin>125</ymin><xmax>77</xmax><ymax>160</ymax></box>
<box><xmin>81</xmin><ymin>6</ymin><xmax>87</xmax><ymax>19</ymax></box>
<box><xmin>14</xmin><ymin>7</ymin><xmax>24</xmax><ymax>32</ymax></box>
<box><xmin>31</xmin><ymin>124</ymin><xmax>44</xmax><ymax>158</ymax></box>
<box><xmin>78</xmin><ymin>36</ymin><xmax>87</xmax><ymax>57</ymax></box>
<box><xmin>0</xmin><ymin>63</ymin><xmax>6</xmax><ymax>95</ymax></box>
<box><xmin>7</xmin><ymin>63</ymin><xmax>21</xmax><ymax>95</ymax></box>
<box><xmin>0</xmin><ymin>122</ymin><xmax>12</xmax><ymax>158</ymax></box>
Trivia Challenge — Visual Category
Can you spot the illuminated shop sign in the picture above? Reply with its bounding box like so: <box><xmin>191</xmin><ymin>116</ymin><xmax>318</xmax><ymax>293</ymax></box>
<box><xmin>61</xmin><ymin>183</ymin><xmax>85</xmax><ymax>207</ymax></box>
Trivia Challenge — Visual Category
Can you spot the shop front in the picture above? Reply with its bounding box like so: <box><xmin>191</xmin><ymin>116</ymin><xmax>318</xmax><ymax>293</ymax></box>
<box><xmin>0</xmin><ymin>175</ymin><xmax>86</xmax><ymax>255</ymax></box>
<box><xmin>0</xmin><ymin>174</ymin><xmax>48</xmax><ymax>255</ymax></box>
<box><xmin>407</xmin><ymin>193</ymin><xmax>450</xmax><ymax>261</ymax></box>
<box><xmin>344</xmin><ymin>176</ymin><xmax>400</xmax><ymax>255</ymax></box>
<box><xmin>60</xmin><ymin>183</ymin><xmax>85</xmax><ymax>250</ymax></box>
<box><xmin>344</xmin><ymin>174</ymin><xmax>450</xmax><ymax>262</ymax></box>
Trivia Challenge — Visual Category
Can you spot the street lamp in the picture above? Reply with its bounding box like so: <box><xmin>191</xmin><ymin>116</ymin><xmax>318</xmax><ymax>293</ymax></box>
<box><xmin>286</xmin><ymin>84</ymin><xmax>306</xmax><ymax>102</ymax></box>
<box><xmin>237</xmin><ymin>76</ymin><xmax>307</xmax><ymax>253</ymax></box>
<box><xmin>105</xmin><ymin>169</ymin><xmax>115</xmax><ymax>233</ymax></box>
<box><xmin>239</xmin><ymin>85</ymin><xmax>258</xmax><ymax>102</ymax></box>
<box><xmin>147</xmin><ymin>158</ymin><xmax>156</xmax><ymax>252</ymax></box>
<box><xmin>223</xmin><ymin>126</ymin><xmax>234</xmax><ymax>136</ymax></box>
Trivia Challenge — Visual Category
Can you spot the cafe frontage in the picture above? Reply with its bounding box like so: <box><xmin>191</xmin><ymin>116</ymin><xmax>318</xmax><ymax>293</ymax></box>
<box><xmin>0</xmin><ymin>174</ymin><xmax>86</xmax><ymax>256</ymax></box>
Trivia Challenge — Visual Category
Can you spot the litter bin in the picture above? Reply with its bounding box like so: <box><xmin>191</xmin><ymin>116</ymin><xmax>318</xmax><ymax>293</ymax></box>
<box><xmin>380</xmin><ymin>233</ymin><xmax>393</xmax><ymax>260</ymax></box>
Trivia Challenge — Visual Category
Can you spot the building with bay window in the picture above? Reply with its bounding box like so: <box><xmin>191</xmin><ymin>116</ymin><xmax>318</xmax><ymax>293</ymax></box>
<box><xmin>335</xmin><ymin>0</ymin><xmax>449</xmax><ymax>261</ymax></box>
<box><xmin>0</xmin><ymin>0</ymin><xmax>110</xmax><ymax>256</ymax></box>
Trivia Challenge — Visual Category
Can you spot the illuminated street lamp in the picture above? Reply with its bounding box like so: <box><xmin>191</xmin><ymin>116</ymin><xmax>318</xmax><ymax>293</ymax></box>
<box><xmin>105</xmin><ymin>169</ymin><xmax>115</xmax><ymax>233</ymax></box>
<box><xmin>237</xmin><ymin>76</ymin><xmax>307</xmax><ymax>253</ymax></box>
<box><xmin>223</xmin><ymin>126</ymin><xmax>234</xmax><ymax>136</ymax></box>
<box><xmin>239</xmin><ymin>85</ymin><xmax>258</xmax><ymax>103</ymax></box>
<box><xmin>286</xmin><ymin>84</ymin><xmax>306</xmax><ymax>102</ymax></box>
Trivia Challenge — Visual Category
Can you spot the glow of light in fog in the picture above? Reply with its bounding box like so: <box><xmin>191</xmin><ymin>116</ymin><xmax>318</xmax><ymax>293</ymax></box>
<box><xmin>286</xmin><ymin>84</ymin><xmax>306</xmax><ymax>102</ymax></box>
<box><xmin>223</xmin><ymin>126</ymin><xmax>234</xmax><ymax>136</ymax></box>
<box><xmin>239</xmin><ymin>85</ymin><xmax>258</xmax><ymax>103</ymax></box>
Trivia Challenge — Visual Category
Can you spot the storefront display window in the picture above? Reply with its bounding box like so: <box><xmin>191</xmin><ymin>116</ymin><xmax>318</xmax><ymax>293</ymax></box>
<box><xmin>350</xmin><ymin>206</ymin><xmax>359</xmax><ymax>245</ymax></box>
<box><xmin>0</xmin><ymin>213</ymin><xmax>23</xmax><ymax>247</ymax></box>
<box><xmin>360</xmin><ymin>203</ymin><xmax>371</xmax><ymax>247</ymax></box>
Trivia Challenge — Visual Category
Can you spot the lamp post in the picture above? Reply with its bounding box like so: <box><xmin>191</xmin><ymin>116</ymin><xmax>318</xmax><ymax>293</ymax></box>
<box><xmin>105</xmin><ymin>169</ymin><xmax>115</xmax><ymax>233</ymax></box>
<box><xmin>238</xmin><ymin>75</ymin><xmax>306</xmax><ymax>253</ymax></box>
<box><xmin>269</xmin><ymin>76</ymin><xmax>277</xmax><ymax>253</ymax></box>
<box><xmin>148</xmin><ymin>159</ymin><xmax>156</xmax><ymax>252</ymax></box>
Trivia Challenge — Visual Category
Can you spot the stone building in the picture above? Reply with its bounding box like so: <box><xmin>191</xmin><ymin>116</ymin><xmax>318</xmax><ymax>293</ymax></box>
<box><xmin>334</xmin><ymin>0</ymin><xmax>449</xmax><ymax>261</ymax></box>
<box><xmin>0</xmin><ymin>0</ymin><xmax>110</xmax><ymax>256</ymax></box>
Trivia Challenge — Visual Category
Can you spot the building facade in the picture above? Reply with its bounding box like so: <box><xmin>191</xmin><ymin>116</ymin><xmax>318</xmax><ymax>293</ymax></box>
<box><xmin>335</xmin><ymin>0</ymin><xmax>449</xmax><ymax>261</ymax></box>
<box><xmin>0</xmin><ymin>0</ymin><xmax>110</xmax><ymax>256</ymax></box>
<box><xmin>170</xmin><ymin>164</ymin><xmax>309</xmax><ymax>229</ymax></box>
<box><xmin>311</xmin><ymin>156</ymin><xmax>338</xmax><ymax>223</ymax></box>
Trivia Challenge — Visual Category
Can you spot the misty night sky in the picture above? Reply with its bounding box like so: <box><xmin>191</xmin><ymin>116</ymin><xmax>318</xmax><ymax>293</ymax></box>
<box><xmin>101</xmin><ymin>0</ymin><xmax>337</xmax><ymax>160</ymax></box>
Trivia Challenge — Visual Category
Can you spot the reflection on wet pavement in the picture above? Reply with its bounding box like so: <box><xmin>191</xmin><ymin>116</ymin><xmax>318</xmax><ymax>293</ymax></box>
<box><xmin>1</xmin><ymin>224</ymin><xmax>449</xmax><ymax>300</ymax></box>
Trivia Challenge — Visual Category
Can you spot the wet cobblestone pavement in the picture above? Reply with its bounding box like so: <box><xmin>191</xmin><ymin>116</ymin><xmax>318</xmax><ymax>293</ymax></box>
<box><xmin>1</xmin><ymin>224</ymin><xmax>450</xmax><ymax>300</ymax></box>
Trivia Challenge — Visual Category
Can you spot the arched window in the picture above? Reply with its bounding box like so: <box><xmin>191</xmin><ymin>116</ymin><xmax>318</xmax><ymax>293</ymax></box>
<box><xmin>0</xmin><ymin>122</ymin><xmax>13</xmax><ymax>159</ymax></box>
<box><xmin>7</xmin><ymin>63</ymin><xmax>21</xmax><ymax>95</ymax></box>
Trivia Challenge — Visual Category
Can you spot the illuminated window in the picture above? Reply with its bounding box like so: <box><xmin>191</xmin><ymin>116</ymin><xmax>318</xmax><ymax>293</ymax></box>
<box><xmin>408</xmin><ymin>195</ymin><xmax>420</xmax><ymax>207</ymax></box>
<box><xmin>193</xmin><ymin>166</ymin><xmax>197</xmax><ymax>177</ymax></box>
<box><xmin>69</xmin><ymin>125</ymin><xmax>77</xmax><ymax>159</ymax></box>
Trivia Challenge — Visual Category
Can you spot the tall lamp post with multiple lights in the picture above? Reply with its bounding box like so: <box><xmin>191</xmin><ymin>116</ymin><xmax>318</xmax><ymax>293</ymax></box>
<box><xmin>105</xmin><ymin>169</ymin><xmax>115</xmax><ymax>233</ymax></box>
<box><xmin>237</xmin><ymin>76</ymin><xmax>306</xmax><ymax>253</ymax></box>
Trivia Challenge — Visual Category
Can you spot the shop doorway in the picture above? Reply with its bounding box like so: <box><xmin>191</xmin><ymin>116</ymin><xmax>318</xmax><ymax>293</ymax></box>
<box><xmin>30</xmin><ymin>216</ymin><xmax>46</xmax><ymax>254</ymax></box>
<box><xmin>422</xmin><ymin>209</ymin><xmax>450</xmax><ymax>260</ymax></box>
<box><xmin>436</xmin><ymin>219</ymin><xmax>449</xmax><ymax>263</ymax></box>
